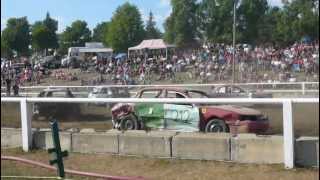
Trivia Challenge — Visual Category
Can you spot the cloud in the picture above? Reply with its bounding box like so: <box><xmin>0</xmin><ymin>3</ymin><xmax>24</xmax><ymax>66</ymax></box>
<box><xmin>159</xmin><ymin>0</ymin><xmax>170</xmax><ymax>7</ymax></box>
<box><xmin>139</xmin><ymin>8</ymin><xmax>149</xmax><ymax>22</ymax></box>
<box><xmin>52</xmin><ymin>16</ymin><xmax>67</xmax><ymax>33</ymax></box>
<box><xmin>268</xmin><ymin>0</ymin><xmax>284</xmax><ymax>7</ymax></box>
<box><xmin>1</xmin><ymin>17</ymin><xmax>7</xmax><ymax>30</ymax></box>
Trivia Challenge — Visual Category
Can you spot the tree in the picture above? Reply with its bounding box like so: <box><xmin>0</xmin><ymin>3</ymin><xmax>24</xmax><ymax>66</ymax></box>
<box><xmin>31</xmin><ymin>13</ymin><xmax>58</xmax><ymax>55</ymax></box>
<box><xmin>288</xmin><ymin>0</ymin><xmax>319</xmax><ymax>41</ymax></box>
<box><xmin>164</xmin><ymin>0</ymin><xmax>199</xmax><ymax>47</ymax></box>
<box><xmin>1</xmin><ymin>35</ymin><xmax>13</xmax><ymax>58</ymax></box>
<box><xmin>1</xmin><ymin>17</ymin><xmax>31</xmax><ymax>56</ymax></box>
<box><xmin>238</xmin><ymin>0</ymin><xmax>269</xmax><ymax>44</ymax></box>
<box><xmin>31</xmin><ymin>22</ymin><xmax>52</xmax><ymax>51</ymax></box>
<box><xmin>145</xmin><ymin>11</ymin><xmax>161</xmax><ymax>39</ymax></box>
<box><xmin>107</xmin><ymin>2</ymin><xmax>145</xmax><ymax>52</ymax></box>
<box><xmin>92</xmin><ymin>22</ymin><xmax>110</xmax><ymax>46</ymax></box>
<box><xmin>197</xmin><ymin>0</ymin><xmax>234</xmax><ymax>43</ymax></box>
<box><xmin>164</xmin><ymin>15</ymin><xmax>176</xmax><ymax>44</ymax></box>
<box><xmin>59</xmin><ymin>20</ymin><xmax>91</xmax><ymax>54</ymax></box>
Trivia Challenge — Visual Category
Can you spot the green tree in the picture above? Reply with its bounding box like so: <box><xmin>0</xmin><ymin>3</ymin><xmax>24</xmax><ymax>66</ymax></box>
<box><xmin>164</xmin><ymin>15</ymin><xmax>176</xmax><ymax>43</ymax></box>
<box><xmin>107</xmin><ymin>2</ymin><xmax>145</xmax><ymax>52</ymax></box>
<box><xmin>238</xmin><ymin>0</ymin><xmax>269</xmax><ymax>44</ymax></box>
<box><xmin>164</xmin><ymin>0</ymin><xmax>198</xmax><ymax>47</ymax></box>
<box><xmin>145</xmin><ymin>11</ymin><xmax>161</xmax><ymax>39</ymax></box>
<box><xmin>288</xmin><ymin>0</ymin><xmax>319</xmax><ymax>41</ymax></box>
<box><xmin>197</xmin><ymin>0</ymin><xmax>234</xmax><ymax>43</ymax></box>
<box><xmin>1</xmin><ymin>35</ymin><xmax>13</xmax><ymax>58</ymax></box>
<box><xmin>31</xmin><ymin>22</ymin><xmax>52</xmax><ymax>52</ymax></box>
<box><xmin>92</xmin><ymin>22</ymin><xmax>110</xmax><ymax>46</ymax></box>
<box><xmin>59</xmin><ymin>20</ymin><xmax>91</xmax><ymax>53</ymax></box>
<box><xmin>1</xmin><ymin>17</ymin><xmax>31</xmax><ymax>56</ymax></box>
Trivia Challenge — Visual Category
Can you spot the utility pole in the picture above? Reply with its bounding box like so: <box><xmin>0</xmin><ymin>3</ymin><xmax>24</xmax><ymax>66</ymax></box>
<box><xmin>232</xmin><ymin>0</ymin><xmax>237</xmax><ymax>84</ymax></box>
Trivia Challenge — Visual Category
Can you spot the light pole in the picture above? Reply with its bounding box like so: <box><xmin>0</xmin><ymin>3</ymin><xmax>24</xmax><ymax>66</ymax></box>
<box><xmin>232</xmin><ymin>0</ymin><xmax>237</xmax><ymax>84</ymax></box>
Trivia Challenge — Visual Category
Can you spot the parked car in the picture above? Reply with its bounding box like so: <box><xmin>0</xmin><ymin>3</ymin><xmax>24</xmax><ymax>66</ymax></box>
<box><xmin>88</xmin><ymin>86</ymin><xmax>130</xmax><ymax>107</ymax></box>
<box><xmin>33</xmin><ymin>88</ymin><xmax>80</xmax><ymax>119</ymax></box>
<box><xmin>210</xmin><ymin>85</ymin><xmax>273</xmax><ymax>98</ymax></box>
<box><xmin>36</xmin><ymin>56</ymin><xmax>61</xmax><ymax>69</ymax></box>
<box><xmin>61</xmin><ymin>56</ymin><xmax>81</xmax><ymax>68</ymax></box>
<box><xmin>111</xmin><ymin>87</ymin><xmax>269</xmax><ymax>134</ymax></box>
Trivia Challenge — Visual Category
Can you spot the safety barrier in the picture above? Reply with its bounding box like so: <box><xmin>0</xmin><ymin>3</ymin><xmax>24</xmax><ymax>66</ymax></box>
<box><xmin>1</xmin><ymin>97</ymin><xmax>319</xmax><ymax>169</ymax></box>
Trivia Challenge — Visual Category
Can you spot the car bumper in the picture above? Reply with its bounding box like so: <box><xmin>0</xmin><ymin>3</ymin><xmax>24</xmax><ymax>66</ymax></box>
<box><xmin>230</xmin><ymin>120</ymin><xmax>269</xmax><ymax>134</ymax></box>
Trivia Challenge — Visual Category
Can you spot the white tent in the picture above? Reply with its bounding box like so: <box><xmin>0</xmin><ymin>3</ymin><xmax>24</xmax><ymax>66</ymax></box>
<box><xmin>128</xmin><ymin>39</ymin><xmax>175</xmax><ymax>59</ymax></box>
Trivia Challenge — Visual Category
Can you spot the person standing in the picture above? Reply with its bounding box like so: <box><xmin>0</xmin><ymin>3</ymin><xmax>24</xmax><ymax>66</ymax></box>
<box><xmin>12</xmin><ymin>77</ymin><xmax>20</xmax><ymax>96</ymax></box>
<box><xmin>4</xmin><ymin>65</ymin><xmax>14</xmax><ymax>96</ymax></box>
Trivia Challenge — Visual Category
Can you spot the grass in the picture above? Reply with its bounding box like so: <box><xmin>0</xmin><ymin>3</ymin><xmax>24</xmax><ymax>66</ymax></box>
<box><xmin>1</xmin><ymin>148</ymin><xmax>319</xmax><ymax>180</ymax></box>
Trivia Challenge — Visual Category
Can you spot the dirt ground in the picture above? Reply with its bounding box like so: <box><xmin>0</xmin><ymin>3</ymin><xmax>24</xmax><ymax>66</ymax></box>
<box><xmin>1</xmin><ymin>102</ymin><xmax>318</xmax><ymax>136</ymax></box>
<box><xmin>1</xmin><ymin>148</ymin><xmax>318</xmax><ymax>180</ymax></box>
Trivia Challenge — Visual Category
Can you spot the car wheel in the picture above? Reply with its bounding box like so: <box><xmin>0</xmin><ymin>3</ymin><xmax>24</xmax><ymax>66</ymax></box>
<box><xmin>120</xmin><ymin>114</ymin><xmax>139</xmax><ymax>131</ymax></box>
<box><xmin>205</xmin><ymin>119</ymin><xmax>228</xmax><ymax>133</ymax></box>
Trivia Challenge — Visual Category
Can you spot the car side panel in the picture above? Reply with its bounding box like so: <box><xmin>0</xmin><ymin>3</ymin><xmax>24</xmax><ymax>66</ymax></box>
<box><xmin>164</xmin><ymin>104</ymin><xmax>200</xmax><ymax>132</ymax></box>
<box><xmin>134</xmin><ymin>103</ymin><xmax>165</xmax><ymax>129</ymax></box>
<box><xmin>200</xmin><ymin>107</ymin><xmax>238</xmax><ymax>123</ymax></box>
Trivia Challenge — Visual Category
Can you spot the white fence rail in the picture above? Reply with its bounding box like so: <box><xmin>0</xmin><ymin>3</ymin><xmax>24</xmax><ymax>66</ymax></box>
<box><xmin>1</xmin><ymin>97</ymin><xmax>319</xmax><ymax>169</ymax></box>
<box><xmin>1</xmin><ymin>82</ymin><xmax>318</xmax><ymax>97</ymax></box>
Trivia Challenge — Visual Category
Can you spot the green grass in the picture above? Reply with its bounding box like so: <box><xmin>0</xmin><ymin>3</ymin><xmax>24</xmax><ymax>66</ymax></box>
<box><xmin>1</xmin><ymin>148</ymin><xmax>318</xmax><ymax>180</ymax></box>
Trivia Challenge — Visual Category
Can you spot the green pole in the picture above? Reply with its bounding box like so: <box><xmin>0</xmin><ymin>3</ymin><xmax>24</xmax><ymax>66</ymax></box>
<box><xmin>48</xmin><ymin>120</ymin><xmax>68</xmax><ymax>178</ymax></box>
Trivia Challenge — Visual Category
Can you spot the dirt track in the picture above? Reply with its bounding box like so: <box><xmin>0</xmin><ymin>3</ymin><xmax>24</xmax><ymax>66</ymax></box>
<box><xmin>1</xmin><ymin>102</ymin><xmax>318</xmax><ymax>136</ymax></box>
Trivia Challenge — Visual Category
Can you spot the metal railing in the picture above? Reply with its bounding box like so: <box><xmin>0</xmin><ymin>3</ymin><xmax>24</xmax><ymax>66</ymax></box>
<box><xmin>1</xmin><ymin>81</ymin><xmax>318</xmax><ymax>97</ymax></box>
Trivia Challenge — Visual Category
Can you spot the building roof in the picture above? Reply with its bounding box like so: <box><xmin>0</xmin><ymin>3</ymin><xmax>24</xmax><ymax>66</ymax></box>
<box><xmin>128</xmin><ymin>39</ymin><xmax>175</xmax><ymax>51</ymax></box>
<box><xmin>78</xmin><ymin>48</ymin><xmax>113</xmax><ymax>53</ymax></box>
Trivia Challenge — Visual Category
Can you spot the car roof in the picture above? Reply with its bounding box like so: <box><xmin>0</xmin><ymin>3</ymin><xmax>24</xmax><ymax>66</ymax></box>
<box><xmin>42</xmin><ymin>88</ymin><xmax>69</xmax><ymax>92</ymax></box>
<box><xmin>138</xmin><ymin>87</ymin><xmax>188</xmax><ymax>93</ymax></box>
<box><xmin>137</xmin><ymin>87</ymin><xmax>209</xmax><ymax>95</ymax></box>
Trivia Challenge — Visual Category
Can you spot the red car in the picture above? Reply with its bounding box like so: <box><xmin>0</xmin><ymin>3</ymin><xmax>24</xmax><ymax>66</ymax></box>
<box><xmin>111</xmin><ymin>87</ymin><xmax>269</xmax><ymax>134</ymax></box>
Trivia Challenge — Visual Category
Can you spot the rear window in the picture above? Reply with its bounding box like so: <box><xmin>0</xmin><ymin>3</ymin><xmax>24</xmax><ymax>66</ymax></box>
<box><xmin>138</xmin><ymin>90</ymin><xmax>162</xmax><ymax>98</ymax></box>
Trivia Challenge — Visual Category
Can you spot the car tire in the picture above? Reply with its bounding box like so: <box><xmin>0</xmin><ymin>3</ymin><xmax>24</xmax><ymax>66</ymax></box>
<box><xmin>205</xmin><ymin>119</ymin><xmax>228</xmax><ymax>133</ymax></box>
<box><xmin>119</xmin><ymin>114</ymin><xmax>139</xmax><ymax>131</ymax></box>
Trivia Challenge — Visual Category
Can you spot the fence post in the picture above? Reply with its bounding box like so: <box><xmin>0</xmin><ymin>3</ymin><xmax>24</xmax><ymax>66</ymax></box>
<box><xmin>282</xmin><ymin>100</ymin><xmax>295</xmax><ymax>169</ymax></box>
<box><xmin>20</xmin><ymin>98</ymin><xmax>33</xmax><ymax>152</ymax></box>
<box><xmin>302</xmin><ymin>82</ymin><xmax>305</xmax><ymax>95</ymax></box>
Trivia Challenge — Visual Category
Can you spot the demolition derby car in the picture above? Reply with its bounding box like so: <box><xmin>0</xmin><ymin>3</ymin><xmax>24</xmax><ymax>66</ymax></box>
<box><xmin>111</xmin><ymin>87</ymin><xmax>269</xmax><ymax>134</ymax></box>
<box><xmin>210</xmin><ymin>85</ymin><xmax>273</xmax><ymax>98</ymax></box>
<box><xmin>33</xmin><ymin>88</ymin><xmax>80</xmax><ymax>119</ymax></box>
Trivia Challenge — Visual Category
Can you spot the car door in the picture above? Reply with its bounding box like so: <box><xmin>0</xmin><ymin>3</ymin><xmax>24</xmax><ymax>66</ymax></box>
<box><xmin>134</xmin><ymin>89</ymin><xmax>165</xmax><ymax>129</ymax></box>
<box><xmin>163</xmin><ymin>91</ymin><xmax>200</xmax><ymax>132</ymax></box>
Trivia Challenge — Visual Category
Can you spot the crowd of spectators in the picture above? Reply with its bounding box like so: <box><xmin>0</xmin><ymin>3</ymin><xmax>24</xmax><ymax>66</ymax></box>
<box><xmin>1</xmin><ymin>40</ymin><xmax>319</xmax><ymax>96</ymax></box>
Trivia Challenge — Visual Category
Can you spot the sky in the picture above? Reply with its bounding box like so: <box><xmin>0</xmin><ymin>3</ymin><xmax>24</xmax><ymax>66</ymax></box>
<box><xmin>1</xmin><ymin>0</ymin><xmax>283</xmax><ymax>33</ymax></box>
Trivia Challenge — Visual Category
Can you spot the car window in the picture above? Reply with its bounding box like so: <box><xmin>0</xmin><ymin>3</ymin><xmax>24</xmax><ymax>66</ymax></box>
<box><xmin>218</xmin><ymin>87</ymin><xmax>226</xmax><ymax>93</ymax></box>
<box><xmin>139</xmin><ymin>90</ymin><xmax>163</xmax><ymax>98</ymax></box>
<box><xmin>46</xmin><ymin>92</ymin><xmax>53</xmax><ymax>97</ymax></box>
<box><xmin>232</xmin><ymin>87</ymin><xmax>242</xmax><ymax>93</ymax></box>
<box><xmin>167</xmin><ymin>91</ymin><xmax>187</xmax><ymax>98</ymax></box>
<box><xmin>166</xmin><ymin>91</ymin><xmax>193</xmax><ymax>106</ymax></box>
<box><xmin>92</xmin><ymin>88</ymin><xmax>99</xmax><ymax>93</ymax></box>
<box><xmin>187</xmin><ymin>91</ymin><xmax>209</xmax><ymax>98</ymax></box>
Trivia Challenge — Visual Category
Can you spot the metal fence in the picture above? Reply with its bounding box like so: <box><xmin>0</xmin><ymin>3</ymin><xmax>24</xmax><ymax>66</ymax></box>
<box><xmin>1</xmin><ymin>81</ymin><xmax>319</xmax><ymax>97</ymax></box>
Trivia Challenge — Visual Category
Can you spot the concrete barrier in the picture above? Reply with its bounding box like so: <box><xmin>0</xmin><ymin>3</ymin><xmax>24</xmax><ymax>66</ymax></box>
<box><xmin>295</xmin><ymin>136</ymin><xmax>319</xmax><ymax>168</ymax></box>
<box><xmin>2</xmin><ymin>127</ymin><xmax>319</xmax><ymax>168</ymax></box>
<box><xmin>33</xmin><ymin>129</ymin><xmax>72</xmax><ymax>151</ymax></box>
<box><xmin>1</xmin><ymin>128</ymin><xmax>22</xmax><ymax>148</ymax></box>
<box><xmin>119</xmin><ymin>130</ymin><xmax>176</xmax><ymax>158</ymax></box>
<box><xmin>231</xmin><ymin>134</ymin><xmax>283</xmax><ymax>164</ymax></box>
<box><xmin>72</xmin><ymin>130</ymin><xmax>119</xmax><ymax>154</ymax></box>
<box><xmin>172</xmin><ymin>132</ymin><xmax>231</xmax><ymax>160</ymax></box>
